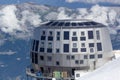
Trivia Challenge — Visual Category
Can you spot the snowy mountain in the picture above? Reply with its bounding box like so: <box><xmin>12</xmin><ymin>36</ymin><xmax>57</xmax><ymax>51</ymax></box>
<box><xmin>80</xmin><ymin>51</ymin><xmax>120</xmax><ymax>80</ymax></box>
<box><xmin>0</xmin><ymin>2</ymin><xmax>120</xmax><ymax>80</ymax></box>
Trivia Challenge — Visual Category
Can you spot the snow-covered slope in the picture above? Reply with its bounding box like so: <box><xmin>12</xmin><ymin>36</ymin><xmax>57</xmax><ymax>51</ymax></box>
<box><xmin>80</xmin><ymin>52</ymin><xmax>120</xmax><ymax>80</ymax></box>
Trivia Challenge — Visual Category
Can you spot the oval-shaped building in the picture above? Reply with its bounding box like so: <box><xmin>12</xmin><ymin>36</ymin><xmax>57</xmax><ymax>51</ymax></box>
<box><xmin>29</xmin><ymin>19</ymin><xmax>114</xmax><ymax>79</ymax></box>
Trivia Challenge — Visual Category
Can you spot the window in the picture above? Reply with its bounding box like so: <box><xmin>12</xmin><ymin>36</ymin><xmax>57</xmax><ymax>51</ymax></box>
<box><xmin>73</xmin><ymin>32</ymin><xmax>76</xmax><ymax>36</ymax></box>
<box><xmin>40</xmin><ymin>42</ymin><xmax>44</xmax><ymax>48</ymax></box>
<box><xmin>41</xmin><ymin>36</ymin><xmax>46</xmax><ymax>40</ymax></box>
<box><xmin>80</xmin><ymin>37</ymin><xmax>86</xmax><ymax>41</ymax></box>
<box><xmin>56</xmin><ymin>61</ymin><xmax>60</xmax><ymax>65</ymax></box>
<box><xmin>81</xmin><ymin>48</ymin><xmax>86</xmax><ymax>52</ymax></box>
<box><xmin>31</xmin><ymin>52</ymin><xmax>34</xmax><ymax>63</ymax></box>
<box><xmin>72</xmin><ymin>37</ymin><xmax>77</xmax><ymax>41</ymax></box>
<box><xmin>48</xmin><ymin>36</ymin><xmax>53</xmax><ymax>41</ymax></box>
<box><xmin>98</xmin><ymin>54</ymin><xmax>102</xmax><ymax>58</ymax></box>
<box><xmin>73</xmin><ymin>43</ymin><xmax>77</xmax><ymax>47</ymax></box>
<box><xmin>80</xmin><ymin>60</ymin><xmax>83</xmax><ymax>64</ymax></box>
<box><xmin>81</xmin><ymin>43</ymin><xmax>85</xmax><ymax>47</ymax></box>
<box><xmin>47</xmin><ymin>56</ymin><xmax>52</xmax><ymax>61</ymax></box>
<box><xmin>56</xmin><ymin>37</ymin><xmax>60</xmax><ymax>40</ymax></box>
<box><xmin>32</xmin><ymin>40</ymin><xmax>35</xmax><ymax>51</ymax></box>
<box><xmin>96</xmin><ymin>30</ymin><xmax>100</xmax><ymax>40</ymax></box>
<box><xmin>66</xmin><ymin>55</ymin><xmax>70</xmax><ymax>60</ymax></box>
<box><xmin>42</xmin><ymin>31</ymin><xmax>45</xmax><ymax>35</ymax></box>
<box><xmin>35</xmin><ymin>40</ymin><xmax>39</xmax><ymax>52</ymax></box>
<box><xmin>72</xmin><ymin>48</ymin><xmax>78</xmax><ymax>52</ymax></box>
<box><xmin>35</xmin><ymin>53</ymin><xmax>38</xmax><ymax>64</ymax></box>
<box><xmin>48</xmin><ymin>42</ymin><xmax>52</xmax><ymax>48</ymax></box>
<box><xmin>56</xmin><ymin>49</ymin><xmax>60</xmax><ymax>53</ymax></box>
<box><xmin>56</xmin><ymin>31</ymin><xmax>60</xmax><ymax>40</ymax></box>
<box><xmin>88</xmin><ymin>31</ymin><xmax>94</xmax><ymax>39</ymax></box>
<box><xmin>57</xmin><ymin>31</ymin><xmax>60</xmax><ymax>36</ymax></box>
<box><xmin>40</xmin><ymin>56</ymin><xmax>44</xmax><ymax>61</ymax></box>
<box><xmin>89</xmin><ymin>43</ymin><xmax>94</xmax><ymax>47</ymax></box>
<box><xmin>76</xmin><ymin>74</ymin><xmax>80</xmax><ymax>77</ymax></box>
<box><xmin>97</xmin><ymin>43</ymin><xmax>102</xmax><ymax>51</ymax></box>
<box><xmin>71</xmin><ymin>55</ymin><xmax>75</xmax><ymax>59</ymax></box>
<box><xmin>75</xmin><ymin>60</ymin><xmax>79</xmax><ymax>64</ymax></box>
<box><xmin>63</xmin><ymin>44</ymin><xmax>69</xmax><ymax>52</ymax></box>
<box><xmin>49</xmin><ymin>31</ymin><xmax>52</xmax><ymax>36</ymax></box>
<box><xmin>90</xmin><ymin>55</ymin><xmax>95</xmax><ymax>59</ymax></box>
<box><xmin>84</xmin><ymin>55</ymin><xmax>88</xmax><ymax>59</ymax></box>
<box><xmin>64</xmin><ymin>31</ymin><xmax>69</xmax><ymax>40</ymax></box>
<box><xmin>40</xmin><ymin>48</ymin><xmax>44</xmax><ymax>52</ymax></box>
<box><xmin>47</xmin><ymin>49</ymin><xmax>52</xmax><ymax>53</ymax></box>
<box><xmin>81</xmin><ymin>32</ymin><xmax>85</xmax><ymax>36</ymax></box>
<box><xmin>90</xmin><ymin>48</ymin><xmax>94</xmax><ymax>53</ymax></box>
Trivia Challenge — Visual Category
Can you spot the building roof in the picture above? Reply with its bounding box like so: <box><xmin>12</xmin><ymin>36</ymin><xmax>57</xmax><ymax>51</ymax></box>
<box><xmin>39</xmin><ymin>19</ymin><xmax>107</xmax><ymax>29</ymax></box>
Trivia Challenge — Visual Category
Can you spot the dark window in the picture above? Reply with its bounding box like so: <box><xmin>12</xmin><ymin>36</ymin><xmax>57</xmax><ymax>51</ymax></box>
<box><xmin>81</xmin><ymin>32</ymin><xmax>85</xmax><ymax>36</ymax></box>
<box><xmin>41</xmin><ymin>36</ymin><xmax>46</xmax><ymax>40</ymax></box>
<box><xmin>80</xmin><ymin>37</ymin><xmax>86</xmax><ymax>41</ymax></box>
<box><xmin>47</xmin><ymin>48</ymin><xmax>52</xmax><ymax>53</ymax></box>
<box><xmin>64</xmin><ymin>31</ymin><xmax>69</xmax><ymax>40</ymax></box>
<box><xmin>56</xmin><ymin>37</ymin><xmax>60</xmax><ymax>40</ymax></box>
<box><xmin>49</xmin><ymin>31</ymin><xmax>52</xmax><ymax>36</ymax></box>
<box><xmin>80</xmin><ymin>60</ymin><xmax>84</xmax><ymax>64</ymax></box>
<box><xmin>84</xmin><ymin>55</ymin><xmax>88</xmax><ymax>59</ymax></box>
<box><xmin>90</xmin><ymin>48</ymin><xmax>94</xmax><ymax>53</ymax></box>
<box><xmin>71</xmin><ymin>55</ymin><xmax>75</xmax><ymax>60</ymax></box>
<box><xmin>56</xmin><ymin>49</ymin><xmax>60</xmax><ymax>53</ymax></box>
<box><xmin>47</xmin><ymin>56</ymin><xmax>52</xmax><ymax>61</ymax></box>
<box><xmin>66</xmin><ymin>55</ymin><xmax>70</xmax><ymax>60</ymax></box>
<box><xmin>96</xmin><ymin>30</ymin><xmax>100</xmax><ymax>40</ymax></box>
<box><xmin>45</xmin><ymin>21</ymin><xmax>53</xmax><ymax>26</ymax></box>
<box><xmin>58</xmin><ymin>22</ymin><xmax>64</xmax><ymax>26</ymax></box>
<box><xmin>88</xmin><ymin>31</ymin><xmax>94</xmax><ymax>39</ymax></box>
<box><xmin>81</xmin><ymin>43</ymin><xmax>85</xmax><ymax>47</ymax></box>
<box><xmin>75</xmin><ymin>60</ymin><xmax>79</xmax><ymax>64</ymax></box>
<box><xmin>81</xmin><ymin>48</ymin><xmax>86</xmax><ymax>52</ymax></box>
<box><xmin>90</xmin><ymin>55</ymin><xmax>95</xmax><ymax>59</ymax></box>
<box><xmin>40</xmin><ymin>56</ymin><xmax>44</xmax><ymax>61</ymax></box>
<box><xmin>40</xmin><ymin>48</ymin><xmax>44</xmax><ymax>52</ymax></box>
<box><xmin>98</xmin><ymin>54</ymin><xmax>102</xmax><ymax>58</ymax></box>
<box><xmin>72</xmin><ymin>37</ymin><xmax>78</xmax><ymax>41</ymax></box>
<box><xmin>97</xmin><ymin>43</ymin><xmax>102</xmax><ymax>51</ymax></box>
<box><xmin>89</xmin><ymin>43</ymin><xmax>94</xmax><ymax>47</ymax></box>
<box><xmin>63</xmin><ymin>44</ymin><xmax>69</xmax><ymax>52</ymax></box>
<box><xmin>56</xmin><ymin>61</ymin><xmax>60</xmax><ymax>65</ymax></box>
<box><xmin>31</xmin><ymin>52</ymin><xmax>34</xmax><ymax>63</ymax></box>
<box><xmin>32</xmin><ymin>40</ymin><xmax>35</xmax><ymax>51</ymax></box>
<box><xmin>72</xmin><ymin>48</ymin><xmax>78</xmax><ymax>52</ymax></box>
<box><xmin>51</xmin><ymin>22</ymin><xmax>58</xmax><ymax>26</ymax></box>
<box><xmin>35</xmin><ymin>53</ymin><xmax>38</xmax><ymax>64</ymax></box>
<box><xmin>42</xmin><ymin>31</ymin><xmax>45</xmax><ymax>35</ymax></box>
<box><xmin>57</xmin><ymin>31</ymin><xmax>60</xmax><ymax>36</ymax></box>
<box><xmin>48</xmin><ymin>36</ymin><xmax>53</xmax><ymax>41</ymax></box>
<box><xmin>35</xmin><ymin>40</ymin><xmax>39</xmax><ymax>52</ymax></box>
<box><xmin>73</xmin><ymin>32</ymin><xmax>76</xmax><ymax>36</ymax></box>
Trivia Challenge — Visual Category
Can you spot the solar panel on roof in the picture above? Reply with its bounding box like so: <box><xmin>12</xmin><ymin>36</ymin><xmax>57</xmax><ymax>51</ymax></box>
<box><xmin>45</xmin><ymin>21</ymin><xmax>53</xmax><ymax>26</ymax></box>
<box><xmin>83</xmin><ymin>22</ymin><xmax>91</xmax><ymax>25</ymax></box>
<box><xmin>78</xmin><ymin>23</ymin><xmax>84</xmax><ymax>26</ymax></box>
<box><xmin>58</xmin><ymin>22</ymin><xmax>64</xmax><ymax>26</ymax></box>
<box><xmin>51</xmin><ymin>22</ymin><xmax>59</xmax><ymax>26</ymax></box>
<box><xmin>90</xmin><ymin>22</ymin><xmax>98</xmax><ymax>25</ymax></box>
<box><xmin>65</xmin><ymin>22</ymin><xmax>70</xmax><ymax>26</ymax></box>
<box><xmin>71</xmin><ymin>23</ymin><xmax>77</xmax><ymax>26</ymax></box>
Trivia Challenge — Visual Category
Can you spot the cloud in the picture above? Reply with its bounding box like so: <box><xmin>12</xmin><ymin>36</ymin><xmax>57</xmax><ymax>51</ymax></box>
<box><xmin>0</xmin><ymin>5</ymin><xmax>22</xmax><ymax>33</ymax></box>
<box><xmin>0</xmin><ymin>50</ymin><xmax>16</xmax><ymax>55</ymax></box>
<box><xmin>65</xmin><ymin>0</ymin><xmax>120</xmax><ymax>4</ymax></box>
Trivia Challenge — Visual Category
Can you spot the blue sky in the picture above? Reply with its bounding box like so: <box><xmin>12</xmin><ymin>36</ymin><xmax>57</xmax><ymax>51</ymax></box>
<box><xmin>0</xmin><ymin>0</ymin><xmax>119</xmax><ymax>8</ymax></box>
